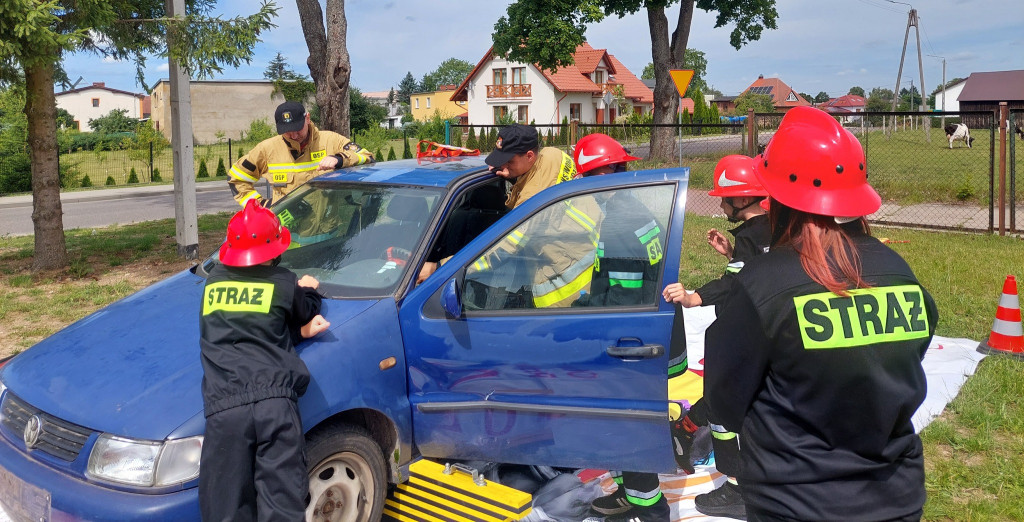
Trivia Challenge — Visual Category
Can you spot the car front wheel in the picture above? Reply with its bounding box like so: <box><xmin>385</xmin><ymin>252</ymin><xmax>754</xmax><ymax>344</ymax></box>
<box><xmin>305</xmin><ymin>424</ymin><xmax>387</xmax><ymax>522</ymax></box>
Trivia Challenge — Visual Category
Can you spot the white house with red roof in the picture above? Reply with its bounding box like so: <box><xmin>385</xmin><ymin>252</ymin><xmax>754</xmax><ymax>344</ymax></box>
<box><xmin>819</xmin><ymin>94</ymin><xmax>867</xmax><ymax>122</ymax></box>
<box><xmin>742</xmin><ymin>74</ymin><xmax>811</xmax><ymax>112</ymax></box>
<box><xmin>55</xmin><ymin>82</ymin><xmax>148</xmax><ymax>131</ymax></box>
<box><xmin>450</xmin><ymin>43</ymin><xmax>653</xmax><ymax>126</ymax></box>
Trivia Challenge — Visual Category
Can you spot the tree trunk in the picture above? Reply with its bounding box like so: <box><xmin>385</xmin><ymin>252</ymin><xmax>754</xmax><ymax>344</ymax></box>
<box><xmin>295</xmin><ymin>0</ymin><xmax>350</xmax><ymax>136</ymax></box>
<box><xmin>647</xmin><ymin>1</ymin><xmax>694</xmax><ymax>161</ymax></box>
<box><xmin>24</xmin><ymin>62</ymin><xmax>69</xmax><ymax>271</ymax></box>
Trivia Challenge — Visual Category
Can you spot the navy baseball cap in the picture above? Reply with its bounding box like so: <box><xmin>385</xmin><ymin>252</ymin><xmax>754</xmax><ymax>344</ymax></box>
<box><xmin>485</xmin><ymin>124</ymin><xmax>540</xmax><ymax>168</ymax></box>
<box><xmin>275</xmin><ymin>101</ymin><xmax>307</xmax><ymax>134</ymax></box>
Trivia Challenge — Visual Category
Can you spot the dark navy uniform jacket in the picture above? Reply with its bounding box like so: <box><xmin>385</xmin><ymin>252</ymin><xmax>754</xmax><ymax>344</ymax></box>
<box><xmin>705</xmin><ymin>232</ymin><xmax>938</xmax><ymax>520</ymax></box>
<box><xmin>694</xmin><ymin>213</ymin><xmax>771</xmax><ymax>306</ymax></box>
<box><xmin>199</xmin><ymin>264</ymin><xmax>321</xmax><ymax>416</ymax></box>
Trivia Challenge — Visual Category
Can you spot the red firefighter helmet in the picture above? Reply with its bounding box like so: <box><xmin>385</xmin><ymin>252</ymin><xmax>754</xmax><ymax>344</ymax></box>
<box><xmin>708</xmin><ymin>154</ymin><xmax>768</xmax><ymax>197</ymax></box>
<box><xmin>573</xmin><ymin>133</ymin><xmax>640</xmax><ymax>175</ymax></box>
<box><xmin>753</xmin><ymin>106</ymin><xmax>880</xmax><ymax>217</ymax></box>
<box><xmin>219</xmin><ymin>199</ymin><xmax>292</xmax><ymax>267</ymax></box>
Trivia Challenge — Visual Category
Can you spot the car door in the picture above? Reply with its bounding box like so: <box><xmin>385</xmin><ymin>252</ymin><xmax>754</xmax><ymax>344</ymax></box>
<box><xmin>398</xmin><ymin>168</ymin><xmax>690</xmax><ymax>474</ymax></box>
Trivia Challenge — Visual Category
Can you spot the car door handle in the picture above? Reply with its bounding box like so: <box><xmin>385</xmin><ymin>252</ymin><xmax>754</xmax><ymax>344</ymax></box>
<box><xmin>607</xmin><ymin>340</ymin><xmax>665</xmax><ymax>359</ymax></box>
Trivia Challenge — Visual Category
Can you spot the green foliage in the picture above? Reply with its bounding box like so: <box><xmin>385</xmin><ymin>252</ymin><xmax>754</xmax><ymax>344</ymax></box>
<box><xmin>88</xmin><ymin>109</ymin><xmax>138</xmax><ymax>134</ymax></box>
<box><xmin>353</xmin><ymin>125</ymin><xmax>389</xmax><ymax>158</ymax></box>
<box><xmin>244</xmin><ymin>119</ymin><xmax>275</xmax><ymax>142</ymax></box>
<box><xmin>0</xmin><ymin>86</ymin><xmax>31</xmax><ymax>193</ymax></box>
<box><xmin>387</xmin><ymin>146</ymin><xmax>397</xmax><ymax>161</ymax></box>
<box><xmin>466</xmin><ymin>126</ymin><xmax>478</xmax><ymax>150</ymax></box>
<box><xmin>415</xmin><ymin>111</ymin><xmax>459</xmax><ymax>144</ymax></box>
<box><xmin>216</xmin><ymin>157</ymin><xmax>227</xmax><ymax>177</ymax></box>
<box><xmin>350</xmin><ymin>87</ymin><xmax>388</xmax><ymax>133</ymax></box>
<box><xmin>402</xmin><ymin>132</ymin><xmax>412</xmax><ymax>159</ymax></box>
<box><xmin>419</xmin><ymin>58</ymin><xmax>474</xmax><ymax>92</ymax></box>
<box><xmin>849</xmin><ymin>86</ymin><xmax>865</xmax><ymax>97</ymax></box>
<box><xmin>80</xmin><ymin>175</ymin><xmax>93</xmax><ymax>187</ymax></box>
<box><xmin>196</xmin><ymin>159</ymin><xmax>209</xmax><ymax>178</ymax></box>
<box><xmin>735</xmin><ymin>91</ymin><xmax>775</xmax><ymax>114</ymax></box>
<box><xmin>56</xmin><ymin>108</ymin><xmax>76</xmax><ymax>130</ymax></box>
<box><xmin>273</xmin><ymin>78</ymin><xmax>316</xmax><ymax>103</ymax></box>
<box><xmin>486</xmin><ymin>127</ymin><xmax>498</xmax><ymax>152</ymax></box>
<box><xmin>398</xmin><ymin>72</ymin><xmax>417</xmax><ymax>104</ymax></box>
<box><xmin>452</xmin><ymin>129</ymin><xmax>463</xmax><ymax>148</ymax></box>
<box><xmin>814</xmin><ymin>91</ymin><xmax>830</xmax><ymax>103</ymax></box>
<box><xmin>127</xmin><ymin>167</ymin><xmax>139</xmax><ymax>184</ymax></box>
<box><xmin>237</xmin><ymin>148</ymin><xmax>244</xmax><ymax>159</ymax></box>
<box><xmin>264</xmin><ymin>52</ymin><xmax>304</xmax><ymax>81</ymax></box>
<box><xmin>151</xmin><ymin>168</ymin><xmax>162</xmax><ymax>182</ymax></box>
<box><xmin>559</xmin><ymin>116</ymin><xmax>569</xmax><ymax>146</ymax></box>
<box><xmin>126</xmin><ymin>120</ymin><xmax>169</xmax><ymax>162</ymax></box>
<box><xmin>105</xmin><ymin>176</ymin><xmax>115</xmax><ymax>186</ymax></box>
<box><xmin>373</xmin><ymin>149</ymin><xmax>382</xmax><ymax>160</ymax></box>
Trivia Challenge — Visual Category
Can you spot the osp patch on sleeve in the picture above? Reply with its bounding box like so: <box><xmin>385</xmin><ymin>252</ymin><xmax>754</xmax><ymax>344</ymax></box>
<box><xmin>311</xmin><ymin>149</ymin><xmax>327</xmax><ymax>161</ymax></box>
<box><xmin>203</xmin><ymin>282</ymin><xmax>275</xmax><ymax>315</ymax></box>
<box><xmin>793</xmin><ymin>284</ymin><xmax>930</xmax><ymax>349</ymax></box>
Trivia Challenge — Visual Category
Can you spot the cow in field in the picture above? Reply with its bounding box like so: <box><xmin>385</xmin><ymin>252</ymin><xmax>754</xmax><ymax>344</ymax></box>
<box><xmin>944</xmin><ymin>123</ymin><xmax>974</xmax><ymax>148</ymax></box>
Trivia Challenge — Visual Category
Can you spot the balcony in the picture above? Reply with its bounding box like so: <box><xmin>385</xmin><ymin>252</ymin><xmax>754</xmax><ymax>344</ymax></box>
<box><xmin>487</xmin><ymin>84</ymin><xmax>532</xmax><ymax>99</ymax></box>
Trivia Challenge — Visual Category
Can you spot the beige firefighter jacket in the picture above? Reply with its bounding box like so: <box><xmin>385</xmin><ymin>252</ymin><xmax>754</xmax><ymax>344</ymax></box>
<box><xmin>228</xmin><ymin>124</ymin><xmax>373</xmax><ymax>206</ymax></box>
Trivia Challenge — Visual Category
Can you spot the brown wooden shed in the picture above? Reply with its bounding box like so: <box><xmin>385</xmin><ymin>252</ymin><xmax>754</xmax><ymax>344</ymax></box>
<box><xmin>957</xmin><ymin>70</ymin><xmax>1024</xmax><ymax>128</ymax></box>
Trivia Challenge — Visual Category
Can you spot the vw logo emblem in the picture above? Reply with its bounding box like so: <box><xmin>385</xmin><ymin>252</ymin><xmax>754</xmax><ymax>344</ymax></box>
<box><xmin>23</xmin><ymin>415</ymin><xmax>42</xmax><ymax>449</ymax></box>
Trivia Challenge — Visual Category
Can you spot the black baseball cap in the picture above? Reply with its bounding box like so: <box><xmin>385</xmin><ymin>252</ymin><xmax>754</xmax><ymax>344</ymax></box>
<box><xmin>275</xmin><ymin>101</ymin><xmax>307</xmax><ymax>134</ymax></box>
<box><xmin>485</xmin><ymin>124</ymin><xmax>539</xmax><ymax>168</ymax></box>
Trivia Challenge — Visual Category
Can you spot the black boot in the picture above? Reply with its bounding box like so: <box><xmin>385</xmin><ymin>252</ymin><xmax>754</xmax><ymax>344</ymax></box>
<box><xmin>694</xmin><ymin>481</ymin><xmax>746</xmax><ymax>520</ymax></box>
<box><xmin>590</xmin><ymin>487</ymin><xmax>632</xmax><ymax>516</ymax></box>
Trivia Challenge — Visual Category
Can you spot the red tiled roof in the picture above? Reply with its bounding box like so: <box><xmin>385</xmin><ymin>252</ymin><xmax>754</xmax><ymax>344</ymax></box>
<box><xmin>822</xmin><ymin>94</ymin><xmax>866</xmax><ymax>108</ymax></box>
<box><xmin>743</xmin><ymin>76</ymin><xmax>811</xmax><ymax>108</ymax></box>
<box><xmin>604</xmin><ymin>54</ymin><xmax>653</xmax><ymax>104</ymax></box>
<box><xmin>572</xmin><ymin>42</ymin><xmax>615</xmax><ymax>74</ymax></box>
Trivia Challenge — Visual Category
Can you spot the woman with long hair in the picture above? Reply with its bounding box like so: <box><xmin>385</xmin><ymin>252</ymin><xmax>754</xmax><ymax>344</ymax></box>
<box><xmin>704</xmin><ymin>106</ymin><xmax>938</xmax><ymax>521</ymax></box>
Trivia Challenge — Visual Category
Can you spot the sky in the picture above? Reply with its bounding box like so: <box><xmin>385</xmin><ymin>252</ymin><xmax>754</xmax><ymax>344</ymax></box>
<box><xmin>62</xmin><ymin>0</ymin><xmax>1023</xmax><ymax>101</ymax></box>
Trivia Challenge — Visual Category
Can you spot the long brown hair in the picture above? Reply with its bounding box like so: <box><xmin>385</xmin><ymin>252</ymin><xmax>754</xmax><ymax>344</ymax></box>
<box><xmin>769</xmin><ymin>199</ymin><xmax>872</xmax><ymax>296</ymax></box>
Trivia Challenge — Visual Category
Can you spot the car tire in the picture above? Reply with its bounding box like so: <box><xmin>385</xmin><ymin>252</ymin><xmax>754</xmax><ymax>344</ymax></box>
<box><xmin>305</xmin><ymin>424</ymin><xmax>387</xmax><ymax>522</ymax></box>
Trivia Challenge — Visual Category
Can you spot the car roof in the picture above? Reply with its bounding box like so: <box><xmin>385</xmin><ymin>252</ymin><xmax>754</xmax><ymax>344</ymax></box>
<box><xmin>314</xmin><ymin>156</ymin><xmax>491</xmax><ymax>188</ymax></box>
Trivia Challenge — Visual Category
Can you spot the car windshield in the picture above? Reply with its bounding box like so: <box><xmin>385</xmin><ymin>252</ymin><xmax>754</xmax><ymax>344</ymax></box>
<box><xmin>203</xmin><ymin>181</ymin><xmax>444</xmax><ymax>298</ymax></box>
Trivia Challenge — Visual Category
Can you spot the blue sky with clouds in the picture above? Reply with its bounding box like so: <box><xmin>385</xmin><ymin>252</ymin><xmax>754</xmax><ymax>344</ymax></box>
<box><xmin>64</xmin><ymin>0</ymin><xmax>1023</xmax><ymax>100</ymax></box>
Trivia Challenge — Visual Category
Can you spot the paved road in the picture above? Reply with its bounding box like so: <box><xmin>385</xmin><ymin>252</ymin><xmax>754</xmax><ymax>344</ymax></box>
<box><xmin>0</xmin><ymin>181</ymin><xmax>238</xmax><ymax>237</ymax></box>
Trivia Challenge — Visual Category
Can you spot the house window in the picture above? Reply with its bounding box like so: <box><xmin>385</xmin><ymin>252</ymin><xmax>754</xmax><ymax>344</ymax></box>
<box><xmin>786</xmin><ymin>92</ymin><xmax>797</xmax><ymax>102</ymax></box>
<box><xmin>427</xmin><ymin>97</ymin><xmax>431</xmax><ymax>108</ymax></box>
<box><xmin>517</xmin><ymin>105</ymin><xmax>529</xmax><ymax>124</ymax></box>
<box><xmin>569</xmin><ymin>103</ymin><xmax>582</xmax><ymax>122</ymax></box>
<box><xmin>634</xmin><ymin>105</ymin><xmax>644</xmax><ymax>115</ymax></box>
<box><xmin>493</xmin><ymin>69</ymin><xmax>507</xmax><ymax>85</ymax></box>
<box><xmin>593</xmin><ymin>70</ymin><xmax>605</xmax><ymax>85</ymax></box>
<box><xmin>511</xmin><ymin>67</ymin><xmax>526</xmax><ymax>84</ymax></box>
<box><xmin>494</xmin><ymin>106</ymin><xmax>508</xmax><ymax>124</ymax></box>
<box><xmin>91</xmin><ymin>98</ymin><xmax>100</xmax><ymax>107</ymax></box>
<box><xmin>415</xmin><ymin>97</ymin><xmax>420</xmax><ymax>109</ymax></box>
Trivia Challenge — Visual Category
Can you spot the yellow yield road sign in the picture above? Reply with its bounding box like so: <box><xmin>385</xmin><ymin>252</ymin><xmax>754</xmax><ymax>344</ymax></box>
<box><xmin>669</xmin><ymin>69</ymin><xmax>695</xmax><ymax>98</ymax></box>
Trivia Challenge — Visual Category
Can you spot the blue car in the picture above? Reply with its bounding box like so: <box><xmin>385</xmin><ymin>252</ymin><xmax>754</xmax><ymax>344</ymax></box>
<box><xmin>0</xmin><ymin>157</ymin><xmax>690</xmax><ymax>521</ymax></box>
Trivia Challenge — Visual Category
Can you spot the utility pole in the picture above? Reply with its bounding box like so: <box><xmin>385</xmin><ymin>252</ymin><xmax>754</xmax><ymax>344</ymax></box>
<box><xmin>890</xmin><ymin>6</ymin><xmax>928</xmax><ymax>140</ymax></box>
<box><xmin>167</xmin><ymin>0</ymin><xmax>198</xmax><ymax>259</ymax></box>
<box><xmin>928</xmin><ymin>54</ymin><xmax>946</xmax><ymax>130</ymax></box>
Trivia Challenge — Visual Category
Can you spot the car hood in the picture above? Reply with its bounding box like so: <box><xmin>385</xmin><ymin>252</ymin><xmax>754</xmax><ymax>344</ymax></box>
<box><xmin>0</xmin><ymin>269</ymin><xmax>377</xmax><ymax>441</ymax></box>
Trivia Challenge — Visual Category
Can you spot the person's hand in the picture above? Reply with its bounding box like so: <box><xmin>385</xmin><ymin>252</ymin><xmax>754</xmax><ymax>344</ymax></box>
<box><xmin>318</xmin><ymin>156</ymin><xmax>340</xmax><ymax>171</ymax></box>
<box><xmin>663</xmin><ymin>282</ymin><xmax>688</xmax><ymax>303</ymax></box>
<box><xmin>417</xmin><ymin>262</ymin><xmax>438</xmax><ymax>284</ymax></box>
<box><xmin>297</xmin><ymin>275</ymin><xmax>320</xmax><ymax>289</ymax></box>
<box><xmin>707</xmin><ymin>229</ymin><xmax>733</xmax><ymax>259</ymax></box>
<box><xmin>300</xmin><ymin>314</ymin><xmax>330</xmax><ymax>338</ymax></box>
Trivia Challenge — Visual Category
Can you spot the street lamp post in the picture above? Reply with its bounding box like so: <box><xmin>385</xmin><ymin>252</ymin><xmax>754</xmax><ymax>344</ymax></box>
<box><xmin>928</xmin><ymin>54</ymin><xmax>947</xmax><ymax>130</ymax></box>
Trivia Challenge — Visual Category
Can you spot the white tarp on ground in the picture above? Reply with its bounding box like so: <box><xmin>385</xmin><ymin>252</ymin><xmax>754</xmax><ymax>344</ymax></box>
<box><xmin>589</xmin><ymin>306</ymin><xmax>987</xmax><ymax>522</ymax></box>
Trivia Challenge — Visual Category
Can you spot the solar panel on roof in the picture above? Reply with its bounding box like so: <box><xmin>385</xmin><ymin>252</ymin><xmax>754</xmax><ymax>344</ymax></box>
<box><xmin>749</xmin><ymin>86</ymin><xmax>774</xmax><ymax>95</ymax></box>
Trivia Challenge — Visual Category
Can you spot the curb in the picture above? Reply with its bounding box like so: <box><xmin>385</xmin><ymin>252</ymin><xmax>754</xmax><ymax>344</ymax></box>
<box><xmin>0</xmin><ymin>181</ymin><xmax>228</xmax><ymax>210</ymax></box>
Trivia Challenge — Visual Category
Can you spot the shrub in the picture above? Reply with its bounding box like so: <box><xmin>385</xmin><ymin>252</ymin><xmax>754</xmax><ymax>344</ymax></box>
<box><xmin>152</xmin><ymin>168</ymin><xmax>162</xmax><ymax>182</ymax></box>
<box><xmin>237</xmin><ymin>148</ymin><xmax>245</xmax><ymax>159</ymax></box>
<box><xmin>80</xmin><ymin>175</ymin><xmax>93</xmax><ymax>188</ymax></box>
<box><xmin>402</xmin><ymin>133</ymin><xmax>413</xmax><ymax>159</ymax></box>
<box><xmin>197</xmin><ymin>160</ymin><xmax>209</xmax><ymax>178</ymax></box>
<box><xmin>244</xmin><ymin>119</ymin><xmax>275</xmax><ymax>142</ymax></box>
<box><xmin>216</xmin><ymin>158</ymin><xmax>227</xmax><ymax>177</ymax></box>
<box><xmin>127</xmin><ymin>167</ymin><xmax>139</xmax><ymax>184</ymax></box>
<box><xmin>453</xmin><ymin>129</ymin><xmax>463</xmax><ymax>148</ymax></box>
<box><xmin>105</xmin><ymin>176</ymin><xmax>116</xmax><ymax>186</ymax></box>
<box><xmin>374</xmin><ymin>149</ymin><xmax>383</xmax><ymax>161</ymax></box>
<box><xmin>466</xmin><ymin>127</ymin><xmax>478</xmax><ymax>150</ymax></box>
<box><xmin>387</xmin><ymin>146</ymin><xmax>397</xmax><ymax>161</ymax></box>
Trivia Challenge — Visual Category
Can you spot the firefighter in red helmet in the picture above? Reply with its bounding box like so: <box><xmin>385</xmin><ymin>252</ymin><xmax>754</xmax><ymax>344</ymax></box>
<box><xmin>199</xmin><ymin>200</ymin><xmax>330</xmax><ymax>522</ymax></box>
<box><xmin>704</xmin><ymin>107</ymin><xmax>937</xmax><ymax>520</ymax></box>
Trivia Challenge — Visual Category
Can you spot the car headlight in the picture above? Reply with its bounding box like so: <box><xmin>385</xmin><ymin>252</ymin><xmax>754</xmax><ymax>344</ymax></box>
<box><xmin>87</xmin><ymin>434</ymin><xmax>203</xmax><ymax>487</ymax></box>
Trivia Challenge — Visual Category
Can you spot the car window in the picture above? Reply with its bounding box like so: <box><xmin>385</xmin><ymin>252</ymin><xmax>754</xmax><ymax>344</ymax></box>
<box><xmin>463</xmin><ymin>184</ymin><xmax>674</xmax><ymax>312</ymax></box>
<box><xmin>203</xmin><ymin>182</ymin><xmax>443</xmax><ymax>299</ymax></box>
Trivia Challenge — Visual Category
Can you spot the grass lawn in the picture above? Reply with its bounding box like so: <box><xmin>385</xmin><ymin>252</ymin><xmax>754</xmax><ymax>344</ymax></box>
<box><xmin>1</xmin><ymin>212</ymin><xmax>1023</xmax><ymax>519</ymax></box>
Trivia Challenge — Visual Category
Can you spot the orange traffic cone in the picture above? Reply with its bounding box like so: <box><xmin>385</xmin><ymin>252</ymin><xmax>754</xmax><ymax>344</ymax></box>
<box><xmin>977</xmin><ymin>275</ymin><xmax>1024</xmax><ymax>359</ymax></box>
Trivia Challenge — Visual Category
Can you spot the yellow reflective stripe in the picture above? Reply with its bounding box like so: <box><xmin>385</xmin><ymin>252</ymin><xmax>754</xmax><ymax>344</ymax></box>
<box><xmin>711</xmin><ymin>430</ymin><xmax>737</xmax><ymax>441</ymax></box>
<box><xmin>267</xmin><ymin>160</ymin><xmax>320</xmax><ymax>172</ymax></box>
<box><xmin>533</xmin><ymin>267</ymin><xmax>593</xmax><ymax>308</ymax></box>
<box><xmin>794</xmin><ymin>284</ymin><xmax>931</xmax><ymax>349</ymax></box>
<box><xmin>238</xmin><ymin>191</ymin><xmax>262</xmax><ymax>206</ymax></box>
<box><xmin>203</xmin><ymin>282</ymin><xmax>275</xmax><ymax>315</ymax></box>
<box><xmin>473</xmin><ymin>257</ymin><xmax>490</xmax><ymax>271</ymax></box>
<box><xmin>557</xmin><ymin>152</ymin><xmax>576</xmax><ymax>183</ymax></box>
<box><xmin>506</xmin><ymin>229</ymin><xmax>525</xmax><ymax>246</ymax></box>
<box><xmin>564</xmin><ymin>201</ymin><xmax>596</xmax><ymax>230</ymax></box>
<box><xmin>229</xmin><ymin>165</ymin><xmax>259</xmax><ymax>183</ymax></box>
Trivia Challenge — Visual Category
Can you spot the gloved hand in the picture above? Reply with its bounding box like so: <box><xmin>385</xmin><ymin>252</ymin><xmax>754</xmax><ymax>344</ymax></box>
<box><xmin>671</xmin><ymin>415</ymin><xmax>699</xmax><ymax>474</ymax></box>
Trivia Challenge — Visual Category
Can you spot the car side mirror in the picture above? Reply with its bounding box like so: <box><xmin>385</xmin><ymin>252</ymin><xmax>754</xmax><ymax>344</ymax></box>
<box><xmin>441</xmin><ymin>278</ymin><xmax>462</xmax><ymax>319</ymax></box>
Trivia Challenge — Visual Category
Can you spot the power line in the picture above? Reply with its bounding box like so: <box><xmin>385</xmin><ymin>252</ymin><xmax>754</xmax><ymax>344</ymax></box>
<box><xmin>855</xmin><ymin>0</ymin><xmax>904</xmax><ymax>14</ymax></box>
